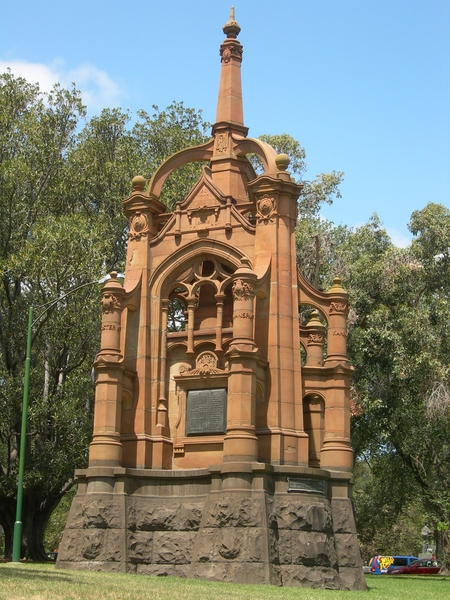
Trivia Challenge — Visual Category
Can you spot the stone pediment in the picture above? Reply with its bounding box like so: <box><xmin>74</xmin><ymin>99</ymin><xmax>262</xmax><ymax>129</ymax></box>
<box><xmin>179</xmin><ymin>166</ymin><xmax>226</xmax><ymax>211</ymax></box>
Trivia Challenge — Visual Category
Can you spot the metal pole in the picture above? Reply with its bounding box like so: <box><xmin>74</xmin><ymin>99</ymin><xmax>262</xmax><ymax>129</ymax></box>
<box><xmin>9</xmin><ymin>273</ymin><xmax>123</xmax><ymax>562</ymax></box>
<box><xmin>12</xmin><ymin>306</ymin><xmax>33</xmax><ymax>563</ymax></box>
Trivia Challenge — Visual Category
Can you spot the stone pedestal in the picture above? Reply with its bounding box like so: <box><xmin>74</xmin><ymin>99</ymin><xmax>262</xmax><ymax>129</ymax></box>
<box><xmin>57</xmin><ymin>465</ymin><xmax>366</xmax><ymax>590</ymax></box>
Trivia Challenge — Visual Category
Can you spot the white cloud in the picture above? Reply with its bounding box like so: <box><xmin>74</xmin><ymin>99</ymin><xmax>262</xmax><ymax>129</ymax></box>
<box><xmin>0</xmin><ymin>59</ymin><xmax>122</xmax><ymax>113</ymax></box>
<box><xmin>386</xmin><ymin>228</ymin><xmax>412</xmax><ymax>248</ymax></box>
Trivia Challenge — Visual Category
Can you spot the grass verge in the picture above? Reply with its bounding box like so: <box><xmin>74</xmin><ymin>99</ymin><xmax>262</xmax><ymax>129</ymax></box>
<box><xmin>0</xmin><ymin>563</ymin><xmax>448</xmax><ymax>600</ymax></box>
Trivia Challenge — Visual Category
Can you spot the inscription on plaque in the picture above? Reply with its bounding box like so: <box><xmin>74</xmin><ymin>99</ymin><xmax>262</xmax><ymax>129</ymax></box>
<box><xmin>186</xmin><ymin>388</ymin><xmax>227</xmax><ymax>435</ymax></box>
<box><xmin>287</xmin><ymin>478</ymin><xmax>325</xmax><ymax>495</ymax></box>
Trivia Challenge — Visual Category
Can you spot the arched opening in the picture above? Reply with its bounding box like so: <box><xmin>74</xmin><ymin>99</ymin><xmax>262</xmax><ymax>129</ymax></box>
<box><xmin>194</xmin><ymin>283</ymin><xmax>217</xmax><ymax>330</ymax></box>
<box><xmin>167</xmin><ymin>286</ymin><xmax>188</xmax><ymax>332</ymax></box>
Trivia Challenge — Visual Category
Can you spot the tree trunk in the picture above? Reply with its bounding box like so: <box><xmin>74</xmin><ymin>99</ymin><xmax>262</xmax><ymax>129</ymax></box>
<box><xmin>437</xmin><ymin>528</ymin><xmax>450</xmax><ymax>576</ymax></box>
<box><xmin>0</xmin><ymin>493</ymin><xmax>61</xmax><ymax>560</ymax></box>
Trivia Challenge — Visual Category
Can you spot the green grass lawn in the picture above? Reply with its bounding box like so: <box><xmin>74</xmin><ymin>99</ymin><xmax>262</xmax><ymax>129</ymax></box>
<box><xmin>0</xmin><ymin>563</ymin><xmax>448</xmax><ymax>600</ymax></box>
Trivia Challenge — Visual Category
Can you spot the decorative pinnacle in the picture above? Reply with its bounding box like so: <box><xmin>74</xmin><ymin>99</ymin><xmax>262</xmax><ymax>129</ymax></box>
<box><xmin>132</xmin><ymin>175</ymin><xmax>146</xmax><ymax>192</ymax></box>
<box><xmin>223</xmin><ymin>6</ymin><xmax>241</xmax><ymax>38</ymax></box>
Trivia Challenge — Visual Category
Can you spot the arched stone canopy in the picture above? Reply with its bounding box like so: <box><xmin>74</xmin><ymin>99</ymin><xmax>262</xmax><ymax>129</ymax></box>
<box><xmin>58</xmin><ymin>9</ymin><xmax>365</xmax><ymax>591</ymax></box>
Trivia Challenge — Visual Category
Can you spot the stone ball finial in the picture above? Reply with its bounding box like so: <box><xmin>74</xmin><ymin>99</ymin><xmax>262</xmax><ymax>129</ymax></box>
<box><xmin>275</xmin><ymin>153</ymin><xmax>290</xmax><ymax>172</ymax></box>
<box><xmin>223</xmin><ymin>6</ymin><xmax>241</xmax><ymax>38</ymax></box>
<box><xmin>132</xmin><ymin>175</ymin><xmax>146</xmax><ymax>192</ymax></box>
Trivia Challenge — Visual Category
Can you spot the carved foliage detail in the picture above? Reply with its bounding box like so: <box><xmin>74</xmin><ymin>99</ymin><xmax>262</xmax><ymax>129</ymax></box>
<box><xmin>329</xmin><ymin>302</ymin><xmax>347</xmax><ymax>314</ymax></box>
<box><xmin>232</xmin><ymin>279</ymin><xmax>255</xmax><ymax>301</ymax></box>
<box><xmin>307</xmin><ymin>334</ymin><xmax>324</xmax><ymax>345</ymax></box>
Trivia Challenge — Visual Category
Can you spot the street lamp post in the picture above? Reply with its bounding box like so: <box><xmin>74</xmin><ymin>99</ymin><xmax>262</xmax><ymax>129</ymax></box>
<box><xmin>11</xmin><ymin>274</ymin><xmax>123</xmax><ymax>562</ymax></box>
<box><xmin>12</xmin><ymin>307</ymin><xmax>33</xmax><ymax>563</ymax></box>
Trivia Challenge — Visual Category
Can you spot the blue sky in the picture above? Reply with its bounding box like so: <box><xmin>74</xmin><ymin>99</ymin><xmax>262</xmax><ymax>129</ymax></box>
<box><xmin>1</xmin><ymin>1</ymin><xmax>449</xmax><ymax>246</ymax></box>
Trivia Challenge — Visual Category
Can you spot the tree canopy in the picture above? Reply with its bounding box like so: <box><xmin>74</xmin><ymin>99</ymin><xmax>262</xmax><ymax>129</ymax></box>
<box><xmin>0</xmin><ymin>73</ymin><xmax>210</xmax><ymax>559</ymax></box>
<box><xmin>306</xmin><ymin>205</ymin><xmax>450</xmax><ymax>570</ymax></box>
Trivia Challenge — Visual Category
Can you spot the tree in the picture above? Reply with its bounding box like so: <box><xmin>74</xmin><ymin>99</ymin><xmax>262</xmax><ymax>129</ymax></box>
<box><xmin>353</xmin><ymin>456</ymin><xmax>426</xmax><ymax>561</ymax></box>
<box><xmin>0</xmin><ymin>73</ymin><xmax>212</xmax><ymax>560</ymax></box>
<box><xmin>0</xmin><ymin>71</ymin><xmax>101</xmax><ymax>560</ymax></box>
<box><xmin>132</xmin><ymin>102</ymin><xmax>210</xmax><ymax>210</ymax></box>
<box><xmin>337</xmin><ymin>205</ymin><xmax>450</xmax><ymax>573</ymax></box>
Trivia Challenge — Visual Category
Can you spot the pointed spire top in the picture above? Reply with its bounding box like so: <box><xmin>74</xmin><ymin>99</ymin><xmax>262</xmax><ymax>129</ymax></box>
<box><xmin>223</xmin><ymin>6</ymin><xmax>241</xmax><ymax>39</ymax></box>
<box><xmin>215</xmin><ymin>6</ymin><xmax>244</xmax><ymax>127</ymax></box>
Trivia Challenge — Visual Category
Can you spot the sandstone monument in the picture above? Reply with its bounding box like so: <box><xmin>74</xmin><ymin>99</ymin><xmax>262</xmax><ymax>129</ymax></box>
<box><xmin>58</xmin><ymin>9</ymin><xmax>366</xmax><ymax>590</ymax></box>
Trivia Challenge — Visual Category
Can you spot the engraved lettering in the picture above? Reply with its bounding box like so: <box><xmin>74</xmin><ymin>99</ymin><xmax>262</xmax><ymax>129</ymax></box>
<box><xmin>186</xmin><ymin>388</ymin><xmax>227</xmax><ymax>435</ymax></box>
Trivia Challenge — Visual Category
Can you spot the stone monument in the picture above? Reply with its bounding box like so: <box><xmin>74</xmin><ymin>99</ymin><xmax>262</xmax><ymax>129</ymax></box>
<box><xmin>58</xmin><ymin>9</ymin><xmax>366</xmax><ymax>590</ymax></box>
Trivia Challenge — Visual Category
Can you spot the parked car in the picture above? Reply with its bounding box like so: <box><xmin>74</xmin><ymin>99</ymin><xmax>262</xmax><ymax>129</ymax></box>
<box><xmin>369</xmin><ymin>555</ymin><xmax>419</xmax><ymax>574</ymax></box>
<box><xmin>389</xmin><ymin>558</ymin><xmax>441</xmax><ymax>575</ymax></box>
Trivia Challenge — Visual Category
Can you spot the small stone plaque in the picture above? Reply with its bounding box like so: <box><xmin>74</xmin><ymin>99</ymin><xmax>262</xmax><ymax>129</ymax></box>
<box><xmin>287</xmin><ymin>478</ymin><xmax>325</xmax><ymax>494</ymax></box>
<box><xmin>186</xmin><ymin>388</ymin><xmax>227</xmax><ymax>435</ymax></box>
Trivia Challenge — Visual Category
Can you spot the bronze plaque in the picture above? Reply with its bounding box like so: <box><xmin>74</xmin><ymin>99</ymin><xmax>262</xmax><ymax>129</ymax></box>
<box><xmin>186</xmin><ymin>388</ymin><xmax>227</xmax><ymax>435</ymax></box>
<box><xmin>287</xmin><ymin>478</ymin><xmax>325</xmax><ymax>494</ymax></box>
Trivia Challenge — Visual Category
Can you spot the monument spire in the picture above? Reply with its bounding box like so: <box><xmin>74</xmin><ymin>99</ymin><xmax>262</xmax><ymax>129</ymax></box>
<box><xmin>215</xmin><ymin>6</ymin><xmax>244</xmax><ymax>126</ymax></box>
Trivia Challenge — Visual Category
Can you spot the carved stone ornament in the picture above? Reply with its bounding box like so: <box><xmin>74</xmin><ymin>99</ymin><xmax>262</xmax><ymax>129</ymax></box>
<box><xmin>220</xmin><ymin>44</ymin><xmax>242</xmax><ymax>63</ymax></box>
<box><xmin>256</xmin><ymin>194</ymin><xmax>276</xmax><ymax>223</ymax></box>
<box><xmin>232</xmin><ymin>278</ymin><xmax>255</xmax><ymax>301</ymax></box>
<box><xmin>222</xmin><ymin>48</ymin><xmax>232</xmax><ymax>63</ymax></box>
<box><xmin>187</xmin><ymin>206</ymin><xmax>219</xmax><ymax>229</ymax></box>
<box><xmin>101</xmin><ymin>293</ymin><xmax>122</xmax><ymax>313</ymax></box>
<box><xmin>129</xmin><ymin>211</ymin><xmax>149</xmax><ymax>240</ymax></box>
<box><xmin>329</xmin><ymin>302</ymin><xmax>347</xmax><ymax>314</ymax></box>
<box><xmin>180</xmin><ymin>351</ymin><xmax>224</xmax><ymax>376</ymax></box>
<box><xmin>307</xmin><ymin>334</ymin><xmax>324</xmax><ymax>345</ymax></box>
<box><xmin>216</xmin><ymin>133</ymin><xmax>228</xmax><ymax>153</ymax></box>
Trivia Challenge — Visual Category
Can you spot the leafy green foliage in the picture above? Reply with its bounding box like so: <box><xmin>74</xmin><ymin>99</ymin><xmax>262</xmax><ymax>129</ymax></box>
<box><xmin>133</xmin><ymin>103</ymin><xmax>210</xmax><ymax>210</ymax></box>
<box><xmin>335</xmin><ymin>205</ymin><xmax>450</xmax><ymax>569</ymax></box>
<box><xmin>255</xmin><ymin>133</ymin><xmax>344</xmax><ymax>218</ymax></box>
<box><xmin>0</xmin><ymin>73</ymin><xmax>211</xmax><ymax>560</ymax></box>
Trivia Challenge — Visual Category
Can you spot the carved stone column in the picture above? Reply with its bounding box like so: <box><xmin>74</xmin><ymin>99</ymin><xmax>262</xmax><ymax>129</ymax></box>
<box><xmin>89</xmin><ymin>272</ymin><xmax>125</xmax><ymax>466</ymax></box>
<box><xmin>186</xmin><ymin>296</ymin><xmax>197</xmax><ymax>355</ymax></box>
<box><xmin>214</xmin><ymin>292</ymin><xmax>225</xmax><ymax>353</ymax></box>
<box><xmin>325</xmin><ymin>278</ymin><xmax>349</xmax><ymax>366</ymax></box>
<box><xmin>223</xmin><ymin>259</ymin><xmax>259</xmax><ymax>463</ymax></box>
<box><xmin>305</xmin><ymin>310</ymin><xmax>326</xmax><ymax>367</ymax></box>
<box><xmin>321</xmin><ymin>277</ymin><xmax>353</xmax><ymax>472</ymax></box>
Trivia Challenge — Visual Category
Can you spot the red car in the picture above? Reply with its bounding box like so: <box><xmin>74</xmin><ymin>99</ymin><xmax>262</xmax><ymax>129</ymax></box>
<box><xmin>389</xmin><ymin>558</ymin><xmax>441</xmax><ymax>575</ymax></box>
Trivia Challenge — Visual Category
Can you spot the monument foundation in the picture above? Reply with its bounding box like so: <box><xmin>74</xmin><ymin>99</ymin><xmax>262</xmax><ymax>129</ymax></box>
<box><xmin>58</xmin><ymin>9</ymin><xmax>366</xmax><ymax>590</ymax></box>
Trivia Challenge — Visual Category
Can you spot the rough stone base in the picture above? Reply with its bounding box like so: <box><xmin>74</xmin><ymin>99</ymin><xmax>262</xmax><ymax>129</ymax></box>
<box><xmin>57</xmin><ymin>465</ymin><xmax>366</xmax><ymax>590</ymax></box>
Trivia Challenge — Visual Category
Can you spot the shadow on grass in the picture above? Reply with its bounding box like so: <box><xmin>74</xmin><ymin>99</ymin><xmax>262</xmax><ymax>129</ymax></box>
<box><xmin>0</xmin><ymin>564</ymin><xmax>84</xmax><ymax>584</ymax></box>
